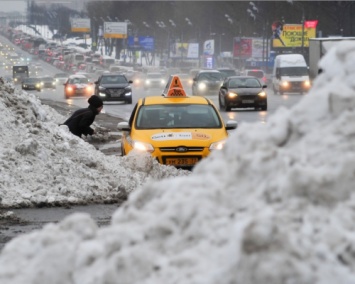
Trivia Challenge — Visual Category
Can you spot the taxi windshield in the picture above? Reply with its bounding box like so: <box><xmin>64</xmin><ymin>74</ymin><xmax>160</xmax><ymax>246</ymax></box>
<box><xmin>136</xmin><ymin>104</ymin><xmax>222</xmax><ymax>129</ymax></box>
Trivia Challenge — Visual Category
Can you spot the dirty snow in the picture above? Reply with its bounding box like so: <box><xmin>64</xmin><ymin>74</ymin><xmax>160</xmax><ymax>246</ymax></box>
<box><xmin>1</xmin><ymin>42</ymin><xmax>355</xmax><ymax>283</ymax></box>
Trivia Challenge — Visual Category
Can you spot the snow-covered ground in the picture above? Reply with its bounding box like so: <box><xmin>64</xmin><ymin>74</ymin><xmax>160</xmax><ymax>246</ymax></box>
<box><xmin>1</xmin><ymin>37</ymin><xmax>355</xmax><ymax>283</ymax></box>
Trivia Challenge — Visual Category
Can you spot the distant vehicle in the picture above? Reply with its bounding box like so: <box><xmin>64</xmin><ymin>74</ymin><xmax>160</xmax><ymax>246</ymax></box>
<box><xmin>272</xmin><ymin>54</ymin><xmax>311</xmax><ymax>95</ymax></box>
<box><xmin>94</xmin><ymin>73</ymin><xmax>133</xmax><ymax>104</ymax></box>
<box><xmin>243</xmin><ymin>69</ymin><xmax>267</xmax><ymax>84</ymax></box>
<box><xmin>308</xmin><ymin>37</ymin><xmax>355</xmax><ymax>80</ymax></box>
<box><xmin>40</xmin><ymin>76</ymin><xmax>56</xmax><ymax>89</ymax></box>
<box><xmin>64</xmin><ymin>75</ymin><xmax>93</xmax><ymax>99</ymax></box>
<box><xmin>118</xmin><ymin>75</ymin><xmax>237</xmax><ymax>168</ymax></box>
<box><xmin>218</xmin><ymin>76</ymin><xmax>268</xmax><ymax>111</ymax></box>
<box><xmin>12</xmin><ymin>65</ymin><xmax>29</xmax><ymax>84</ymax></box>
<box><xmin>144</xmin><ymin>72</ymin><xmax>167</xmax><ymax>90</ymax></box>
<box><xmin>21</xmin><ymin>77</ymin><xmax>41</xmax><ymax>92</ymax></box>
<box><xmin>192</xmin><ymin>70</ymin><xmax>224</xmax><ymax>96</ymax></box>
<box><xmin>54</xmin><ymin>73</ymin><xmax>69</xmax><ymax>84</ymax></box>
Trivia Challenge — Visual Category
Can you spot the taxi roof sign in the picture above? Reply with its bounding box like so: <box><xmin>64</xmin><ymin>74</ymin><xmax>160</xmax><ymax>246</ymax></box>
<box><xmin>163</xmin><ymin>75</ymin><xmax>186</xmax><ymax>97</ymax></box>
<box><xmin>166</xmin><ymin>87</ymin><xmax>187</xmax><ymax>97</ymax></box>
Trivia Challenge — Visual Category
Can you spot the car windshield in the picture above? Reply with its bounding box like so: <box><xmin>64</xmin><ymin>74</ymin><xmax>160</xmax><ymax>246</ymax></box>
<box><xmin>101</xmin><ymin>76</ymin><xmax>127</xmax><ymax>84</ymax></box>
<box><xmin>279</xmin><ymin>67</ymin><xmax>309</xmax><ymax>76</ymax></box>
<box><xmin>24</xmin><ymin>78</ymin><xmax>39</xmax><ymax>83</ymax></box>
<box><xmin>69</xmin><ymin>77</ymin><xmax>89</xmax><ymax>84</ymax></box>
<box><xmin>147</xmin><ymin>73</ymin><xmax>162</xmax><ymax>79</ymax></box>
<box><xmin>198</xmin><ymin>72</ymin><xmax>223</xmax><ymax>81</ymax></box>
<box><xmin>135</xmin><ymin>104</ymin><xmax>222</xmax><ymax>129</ymax></box>
<box><xmin>42</xmin><ymin>77</ymin><xmax>54</xmax><ymax>82</ymax></box>
<box><xmin>54</xmin><ymin>73</ymin><xmax>69</xmax><ymax>78</ymax></box>
<box><xmin>229</xmin><ymin>78</ymin><xmax>261</xmax><ymax>88</ymax></box>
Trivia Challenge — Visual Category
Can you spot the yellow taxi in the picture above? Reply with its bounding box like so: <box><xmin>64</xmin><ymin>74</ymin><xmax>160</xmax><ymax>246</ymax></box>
<box><xmin>118</xmin><ymin>75</ymin><xmax>238</xmax><ymax>168</ymax></box>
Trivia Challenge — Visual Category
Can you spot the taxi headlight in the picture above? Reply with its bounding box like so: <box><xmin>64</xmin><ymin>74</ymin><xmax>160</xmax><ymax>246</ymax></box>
<box><xmin>198</xmin><ymin>82</ymin><xmax>207</xmax><ymax>90</ymax></box>
<box><xmin>86</xmin><ymin>85</ymin><xmax>93</xmax><ymax>92</ymax></box>
<box><xmin>258</xmin><ymin>91</ymin><xmax>266</xmax><ymax>97</ymax></box>
<box><xmin>209</xmin><ymin>139</ymin><xmax>227</xmax><ymax>151</ymax></box>
<box><xmin>66</xmin><ymin>86</ymin><xmax>73</xmax><ymax>92</ymax></box>
<box><xmin>228</xmin><ymin>92</ymin><xmax>238</xmax><ymax>98</ymax></box>
<box><xmin>132</xmin><ymin>140</ymin><xmax>154</xmax><ymax>153</ymax></box>
<box><xmin>304</xmin><ymin>80</ymin><xmax>311</xmax><ymax>87</ymax></box>
<box><xmin>281</xmin><ymin>81</ymin><xmax>289</xmax><ymax>88</ymax></box>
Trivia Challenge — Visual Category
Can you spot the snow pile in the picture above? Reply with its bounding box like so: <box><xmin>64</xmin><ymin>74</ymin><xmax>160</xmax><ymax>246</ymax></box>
<box><xmin>2</xmin><ymin>42</ymin><xmax>355</xmax><ymax>283</ymax></box>
<box><xmin>0</xmin><ymin>82</ymin><xmax>188</xmax><ymax>208</ymax></box>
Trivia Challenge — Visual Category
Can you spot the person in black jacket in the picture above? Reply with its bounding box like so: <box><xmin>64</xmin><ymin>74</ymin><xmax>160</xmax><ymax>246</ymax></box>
<box><xmin>63</xmin><ymin>95</ymin><xmax>103</xmax><ymax>138</ymax></box>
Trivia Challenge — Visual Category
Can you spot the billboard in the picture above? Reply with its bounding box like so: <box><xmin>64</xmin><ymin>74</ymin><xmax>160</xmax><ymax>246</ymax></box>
<box><xmin>103</xmin><ymin>22</ymin><xmax>127</xmax><ymax>38</ymax></box>
<box><xmin>71</xmin><ymin>18</ymin><xmax>90</xmax><ymax>33</ymax></box>
<box><xmin>203</xmin><ymin>39</ymin><xmax>215</xmax><ymax>55</ymax></box>
<box><xmin>127</xmin><ymin>36</ymin><xmax>154</xmax><ymax>51</ymax></box>
<box><xmin>272</xmin><ymin>21</ymin><xmax>317</xmax><ymax>48</ymax></box>
<box><xmin>169</xmin><ymin>43</ymin><xmax>199</xmax><ymax>59</ymax></box>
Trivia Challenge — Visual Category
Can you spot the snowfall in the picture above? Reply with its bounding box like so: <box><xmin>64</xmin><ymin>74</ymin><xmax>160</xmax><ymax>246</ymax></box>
<box><xmin>1</xmin><ymin>39</ymin><xmax>355</xmax><ymax>284</ymax></box>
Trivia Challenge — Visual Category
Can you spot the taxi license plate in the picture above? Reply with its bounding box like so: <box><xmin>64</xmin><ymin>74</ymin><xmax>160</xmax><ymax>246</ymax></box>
<box><xmin>166</xmin><ymin>158</ymin><xmax>199</xmax><ymax>166</ymax></box>
<box><xmin>242</xmin><ymin>100</ymin><xmax>254</xmax><ymax>103</ymax></box>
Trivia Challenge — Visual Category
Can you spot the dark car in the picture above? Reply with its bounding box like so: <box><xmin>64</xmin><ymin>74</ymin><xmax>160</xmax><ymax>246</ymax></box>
<box><xmin>192</xmin><ymin>70</ymin><xmax>224</xmax><ymax>96</ymax></box>
<box><xmin>94</xmin><ymin>74</ymin><xmax>133</xmax><ymax>104</ymax></box>
<box><xmin>21</xmin><ymin>77</ymin><xmax>41</xmax><ymax>91</ymax></box>
<box><xmin>218</xmin><ymin>76</ymin><xmax>267</xmax><ymax>111</ymax></box>
<box><xmin>64</xmin><ymin>75</ymin><xmax>93</xmax><ymax>99</ymax></box>
<box><xmin>40</xmin><ymin>76</ymin><xmax>56</xmax><ymax>89</ymax></box>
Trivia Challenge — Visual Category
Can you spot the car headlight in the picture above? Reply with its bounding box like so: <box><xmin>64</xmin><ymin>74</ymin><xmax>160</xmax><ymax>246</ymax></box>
<box><xmin>303</xmin><ymin>80</ymin><xmax>311</xmax><ymax>88</ymax></box>
<box><xmin>161</xmin><ymin>79</ymin><xmax>166</xmax><ymax>84</ymax></box>
<box><xmin>35</xmin><ymin>83</ymin><xmax>40</xmax><ymax>87</ymax></box>
<box><xmin>86</xmin><ymin>86</ymin><xmax>93</xmax><ymax>92</ymax></box>
<box><xmin>145</xmin><ymin>80</ymin><xmax>151</xmax><ymax>85</ymax></box>
<box><xmin>125</xmin><ymin>91</ymin><xmax>132</xmax><ymax>96</ymax></box>
<box><xmin>132</xmin><ymin>140</ymin><xmax>154</xmax><ymax>153</ymax></box>
<box><xmin>281</xmin><ymin>81</ymin><xmax>289</xmax><ymax>88</ymax></box>
<box><xmin>52</xmin><ymin>82</ymin><xmax>55</xmax><ymax>85</ymax></box>
<box><xmin>209</xmin><ymin>139</ymin><xmax>227</xmax><ymax>150</ymax></box>
<box><xmin>66</xmin><ymin>86</ymin><xmax>73</xmax><ymax>92</ymax></box>
<box><xmin>14</xmin><ymin>78</ymin><xmax>18</xmax><ymax>82</ymax></box>
<box><xmin>258</xmin><ymin>91</ymin><xmax>266</xmax><ymax>97</ymax></box>
<box><xmin>41</xmin><ymin>82</ymin><xmax>44</xmax><ymax>86</ymax></box>
<box><xmin>228</xmin><ymin>92</ymin><xmax>238</xmax><ymax>98</ymax></box>
<box><xmin>198</xmin><ymin>82</ymin><xmax>207</xmax><ymax>90</ymax></box>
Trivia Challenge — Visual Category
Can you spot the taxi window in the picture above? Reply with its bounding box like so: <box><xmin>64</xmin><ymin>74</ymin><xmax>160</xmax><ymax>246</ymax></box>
<box><xmin>136</xmin><ymin>104</ymin><xmax>222</xmax><ymax>129</ymax></box>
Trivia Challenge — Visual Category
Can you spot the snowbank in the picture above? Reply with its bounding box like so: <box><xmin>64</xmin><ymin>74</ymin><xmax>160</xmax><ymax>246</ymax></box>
<box><xmin>2</xmin><ymin>42</ymin><xmax>355</xmax><ymax>283</ymax></box>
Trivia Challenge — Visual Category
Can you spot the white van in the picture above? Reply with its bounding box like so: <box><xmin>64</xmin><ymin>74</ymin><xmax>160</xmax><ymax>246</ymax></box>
<box><xmin>272</xmin><ymin>54</ymin><xmax>311</xmax><ymax>95</ymax></box>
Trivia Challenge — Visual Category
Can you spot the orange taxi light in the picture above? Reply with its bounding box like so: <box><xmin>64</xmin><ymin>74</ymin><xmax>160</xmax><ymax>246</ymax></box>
<box><xmin>66</xmin><ymin>86</ymin><xmax>74</xmax><ymax>92</ymax></box>
<box><xmin>163</xmin><ymin>75</ymin><xmax>187</xmax><ymax>97</ymax></box>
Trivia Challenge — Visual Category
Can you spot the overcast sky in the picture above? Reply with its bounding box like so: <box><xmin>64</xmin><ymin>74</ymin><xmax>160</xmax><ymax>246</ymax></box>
<box><xmin>0</xmin><ymin>1</ymin><xmax>27</xmax><ymax>14</ymax></box>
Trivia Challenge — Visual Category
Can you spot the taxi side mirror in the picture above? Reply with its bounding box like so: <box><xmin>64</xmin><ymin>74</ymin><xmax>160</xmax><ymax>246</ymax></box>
<box><xmin>225</xmin><ymin>120</ymin><xmax>238</xmax><ymax>130</ymax></box>
<box><xmin>117</xmin><ymin>121</ymin><xmax>130</xmax><ymax>131</ymax></box>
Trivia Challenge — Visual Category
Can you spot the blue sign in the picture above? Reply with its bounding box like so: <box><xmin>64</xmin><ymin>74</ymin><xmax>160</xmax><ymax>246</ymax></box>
<box><xmin>127</xmin><ymin>36</ymin><xmax>154</xmax><ymax>51</ymax></box>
